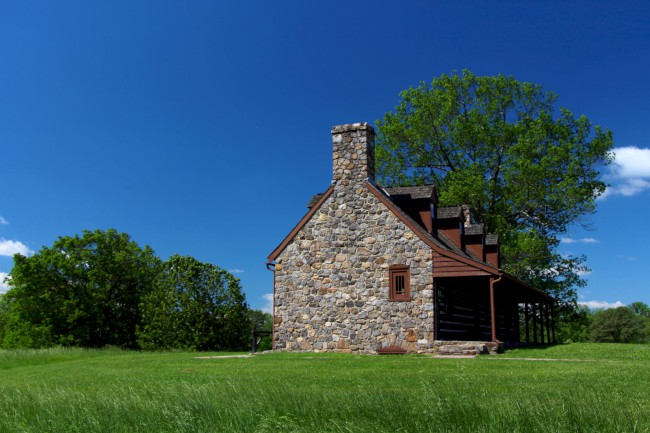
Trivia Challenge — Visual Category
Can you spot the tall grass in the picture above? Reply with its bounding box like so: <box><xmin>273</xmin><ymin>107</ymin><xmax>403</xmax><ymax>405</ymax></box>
<box><xmin>0</xmin><ymin>344</ymin><xmax>648</xmax><ymax>432</ymax></box>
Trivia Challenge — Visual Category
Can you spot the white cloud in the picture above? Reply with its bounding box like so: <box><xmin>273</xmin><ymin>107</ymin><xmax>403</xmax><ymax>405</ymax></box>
<box><xmin>0</xmin><ymin>216</ymin><xmax>8</xmax><ymax>225</ymax></box>
<box><xmin>579</xmin><ymin>300</ymin><xmax>625</xmax><ymax>310</ymax></box>
<box><xmin>611</xmin><ymin>147</ymin><xmax>650</xmax><ymax>178</ymax></box>
<box><xmin>0</xmin><ymin>272</ymin><xmax>10</xmax><ymax>294</ymax></box>
<box><xmin>261</xmin><ymin>293</ymin><xmax>273</xmax><ymax>314</ymax></box>
<box><xmin>228</xmin><ymin>268</ymin><xmax>245</xmax><ymax>274</ymax></box>
<box><xmin>560</xmin><ymin>237</ymin><xmax>599</xmax><ymax>244</ymax></box>
<box><xmin>601</xmin><ymin>146</ymin><xmax>650</xmax><ymax>198</ymax></box>
<box><xmin>0</xmin><ymin>238</ymin><xmax>34</xmax><ymax>257</ymax></box>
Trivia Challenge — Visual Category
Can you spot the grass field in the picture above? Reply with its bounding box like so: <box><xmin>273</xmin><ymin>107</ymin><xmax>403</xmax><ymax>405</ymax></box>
<box><xmin>1</xmin><ymin>344</ymin><xmax>648</xmax><ymax>432</ymax></box>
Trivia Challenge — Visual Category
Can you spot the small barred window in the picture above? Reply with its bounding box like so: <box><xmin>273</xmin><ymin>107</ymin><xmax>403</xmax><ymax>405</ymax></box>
<box><xmin>389</xmin><ymin>265</ymin><xmax>410</xmax><ymax>301</ymax></box>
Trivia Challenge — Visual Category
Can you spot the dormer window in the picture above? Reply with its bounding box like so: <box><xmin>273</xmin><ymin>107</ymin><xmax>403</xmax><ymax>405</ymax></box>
<box><xmin>389</xmin><ymin>265</ymin><xmax>410</xmax><ymax>301</ymax></box>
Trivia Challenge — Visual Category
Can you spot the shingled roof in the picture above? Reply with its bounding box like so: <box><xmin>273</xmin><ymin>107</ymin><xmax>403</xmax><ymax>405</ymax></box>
<box><xmin>384</xmin><ymin>185</ymin><xmax>435</xmax><ymax>200</ymax></box>
<box><xmin>437</xmin><ymin>206</ymin><xmax>462</xmax><ymax>219</ymax></box>
<box><xmin>464</xmin><ymin>224</ymin><xmax>485</xmax><ymax>236</ymax></box>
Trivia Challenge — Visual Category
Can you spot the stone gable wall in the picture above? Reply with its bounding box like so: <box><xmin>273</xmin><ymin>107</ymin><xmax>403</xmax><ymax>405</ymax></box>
<box><xmin>273</xmin><ymin>183</ymin><xmax>435</xmax><ymax>354</ymax></box>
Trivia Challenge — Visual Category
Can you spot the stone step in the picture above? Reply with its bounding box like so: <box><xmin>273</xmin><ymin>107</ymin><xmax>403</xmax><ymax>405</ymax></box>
<box><xmin>437</xmin><ymin>344</ymin><xmax>489</xmax><ymax>356</ymax></box>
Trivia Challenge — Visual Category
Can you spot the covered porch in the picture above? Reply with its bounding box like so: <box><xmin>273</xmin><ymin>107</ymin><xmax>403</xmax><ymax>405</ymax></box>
<box><xmin>434</xmin><ymin>274</ymin><xmax>556</xmax><ymax>344</ymax></box>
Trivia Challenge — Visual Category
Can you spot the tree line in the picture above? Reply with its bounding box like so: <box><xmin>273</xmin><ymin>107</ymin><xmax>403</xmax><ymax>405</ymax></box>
<box><xmin>556</xmin><ymin>303</ymin><xmax>650</xmax><ymax>343</ymax></box>
<box><xmin>0</xmin><ymin>229</ymin><xmax>271</xmax><ymax>351</ymax></box>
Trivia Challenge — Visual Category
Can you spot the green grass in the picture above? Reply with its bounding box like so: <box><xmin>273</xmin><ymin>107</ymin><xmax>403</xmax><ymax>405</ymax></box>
<box><xmin>0</xmin><ymin>344</ymin><xmax>648</xmax><ymax>432</ymax></box>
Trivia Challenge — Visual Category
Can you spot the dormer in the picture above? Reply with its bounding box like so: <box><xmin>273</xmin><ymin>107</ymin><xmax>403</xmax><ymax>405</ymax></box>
<box><xmin>384</xmin><ymin>185</ymin><xmax>438</xmax><ymax>233</ymax></box>
<box><xmin>436</xmin><ymin>206</ymin><xmax>464</xmax><ymax>250</ymax></box>
<box><xmin>485</xmin><ymin>234</ymin><xmax>500</xmax><ymax>268</ymax></box>
<box><xmin>463</xmin><ymin>223</ymin><xmax>485</xmax><ymax>262</ymax></box>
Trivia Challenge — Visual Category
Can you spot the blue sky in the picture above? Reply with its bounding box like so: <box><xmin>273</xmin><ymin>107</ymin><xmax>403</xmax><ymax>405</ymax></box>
<box><xmin>1</xmin><ymin>1</ymin><xmax>649</xmax><ymax>312</ymax></box>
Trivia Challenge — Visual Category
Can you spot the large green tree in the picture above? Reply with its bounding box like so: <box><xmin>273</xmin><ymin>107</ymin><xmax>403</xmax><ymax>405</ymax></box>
<box><xmin>375</xmin><ymin>70</ymin><xmax>613</xmax><ymax>308</ymax></box>
<box><xmin>2</xmin><ymin>229</ymin><xmax>160</xmax><ymax>349</ymax></box>
<box><xmin>589</xmin><ymin>306</ymin><xmax>647</xmax><ymax>343</ymax></box>
<box><xmin>138</xmin><ymin>254</ymin><xmax>250</xmax><ymax>351</ymax></box>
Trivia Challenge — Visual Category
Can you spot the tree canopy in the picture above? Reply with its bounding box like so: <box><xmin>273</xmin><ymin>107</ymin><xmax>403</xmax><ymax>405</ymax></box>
<box><xmin>589</xmin><ymin>306</ymin><xmax>648</xmax><ymax>343</ymax></box>
<box><xmin>556</xmin><ymin>302</ymin><xmax>650</xmax><ymax>343</ymax></box>
<box><xmin>375</xmin><ymin>70</ymin><xmax>614</xmax><ymax>308</ymax></box>
<box><xmin>138</xmin><ymin>254</ymin><xmax>250</xmax><ymax>351</ymax></box>
<box><xmin>1</xmin><ymin>229</ymin><xmax>159</xmax><ymax>348</ymax></box>
<box><xmin>1</xmin><ymin>229</ymin><xmax>252</xmax><ymax>351</ymax></box>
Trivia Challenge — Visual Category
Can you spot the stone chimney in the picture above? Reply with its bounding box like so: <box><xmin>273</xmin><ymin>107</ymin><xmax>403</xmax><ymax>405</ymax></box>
<box><xmin>331</xmin><ymin>123</ymin><xmax>375</xmax><ymax>184</ymax></box>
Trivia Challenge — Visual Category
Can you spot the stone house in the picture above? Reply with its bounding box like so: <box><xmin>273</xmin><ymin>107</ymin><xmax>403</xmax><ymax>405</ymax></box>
<box><xmin>267</xmin><ymin>123</ymin><xmax>555</xmax><ymax>354</ymax></box>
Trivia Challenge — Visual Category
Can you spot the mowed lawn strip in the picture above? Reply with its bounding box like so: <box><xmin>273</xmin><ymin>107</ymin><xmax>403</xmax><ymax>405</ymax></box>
<box><xmin>0</xmin><ymin>344</ymin><xmax>648</xmax><ymax>433</ymax></box>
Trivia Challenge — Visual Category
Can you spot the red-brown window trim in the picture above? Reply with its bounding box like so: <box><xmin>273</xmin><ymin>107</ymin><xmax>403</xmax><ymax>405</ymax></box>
<box><xmin>389</xmin><ymin>265</ymin><xmax>410</xmax><ymax>301</ymax></box>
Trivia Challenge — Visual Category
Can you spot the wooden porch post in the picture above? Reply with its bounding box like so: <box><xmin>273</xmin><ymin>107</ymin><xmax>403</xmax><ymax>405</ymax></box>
<box><xmin>532</xmin><ymin>303</ymin><xmax>538</xmax><ymax>344</ymax></box>
<box><xmin>551</xmin><ymin>303</ymin><xmax>556</xmax><ymax>343</ymax></box>
<box><xmin>490</xmin><ymin>276</ymin><xmax>502</xmax><ymax>342</ymax></box>
<box><xmin>545</xmin><ymin>303</ymin><xmax>551</xmax><ymax>344</ymax></box>
<box><xmin>540</xmin><ymin>305</ymin><xmax>545</xmax><ymax>343</ymax></box>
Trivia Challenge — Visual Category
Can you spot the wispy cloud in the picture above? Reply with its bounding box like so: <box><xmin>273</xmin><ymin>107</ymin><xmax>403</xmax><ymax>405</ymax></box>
<box><xmin>262</xmin><ymin>293</ymin><xmax>273</xmax><ymax>314</ymax></box>
<box><xmin>0</xmin><ymin>272</ymin><xmax>10</xmax><ymax>294</ymax></box>
<box><xmin>579</xmin><ymin>300</ymin><xmax>625</xmax><ymax>310</ymax></box>
<box><xmin>0</xmin><ymin>238</ymin><xmax>34</xmax><ymax>257</ymax></box>
<box><xmin>0</xmin><ymin>216</ymin><xmax>8</xmax><ymax>225</ymax></box>
<box><xmin>600</xmin><ymin>146</ymin><xmax>650</xmax><ymax>198</ymax></box>
<box><xmin>228</xmin><ymin>268</ymin><xmax>245</xmax><ymax>274</ymax></box>
<box><xmin>560</xmin><ymin>237</ymin><xmax>599</xmax><ymax>244</ymax></box>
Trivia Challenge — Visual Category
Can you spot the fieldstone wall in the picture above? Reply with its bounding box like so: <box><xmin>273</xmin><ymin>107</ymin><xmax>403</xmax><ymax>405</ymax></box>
<box><xmin>332</xmin><ymin>123</ymin><xmax>375</xmax><ymax>183</ymax></box>
<box><xmin>273</xmin><ymin>123</ymin><xmax>435</xmax><ymax>354</ymax></box>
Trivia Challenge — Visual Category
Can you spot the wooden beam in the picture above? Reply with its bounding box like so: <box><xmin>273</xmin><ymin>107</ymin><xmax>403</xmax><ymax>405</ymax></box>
<box><xmin>539</xmin><ymin>304</ymin><xmax>544</xmax><ymax>344</ymax></box>
<box><xmin>544</xmin><ymin>304</ymin><xmax>553</xmax><ymax>343</ymax></box>
<box><xmin>533</xmin><ymin>304</ymin><xmax>538</xmax><ymax>344</ymax></box>
<box><xmin>490</xmin><ymin>276</ymin><xmax>502</xmax><ymax>342</ymax></box>
<box><xmin>551</xmin><ymin>304</ymin><xmax>557</xmax><ymax>343</ymax></box>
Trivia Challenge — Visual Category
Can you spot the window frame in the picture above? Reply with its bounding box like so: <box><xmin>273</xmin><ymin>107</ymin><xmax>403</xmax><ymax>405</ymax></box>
<box><xmin>389</xmin><ymin>264</ymin><xmax>410</xmax><ymax>301</ymax></box>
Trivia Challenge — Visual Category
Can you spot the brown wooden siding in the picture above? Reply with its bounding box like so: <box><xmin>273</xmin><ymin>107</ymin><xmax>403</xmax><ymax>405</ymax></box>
<box><xmin>432</xmin><ymin>251</ymin><xmax>492</xmax><ymax>277</ymax></box>
<box><xmin>485</xmin><ymin>245</ymin><xmax>499</xmax><ymax>268</ymax></box>
<box><xmin>464</xmin><ymin>234</ymin><xmax>484</xmax><ymax>262</ymax></box>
